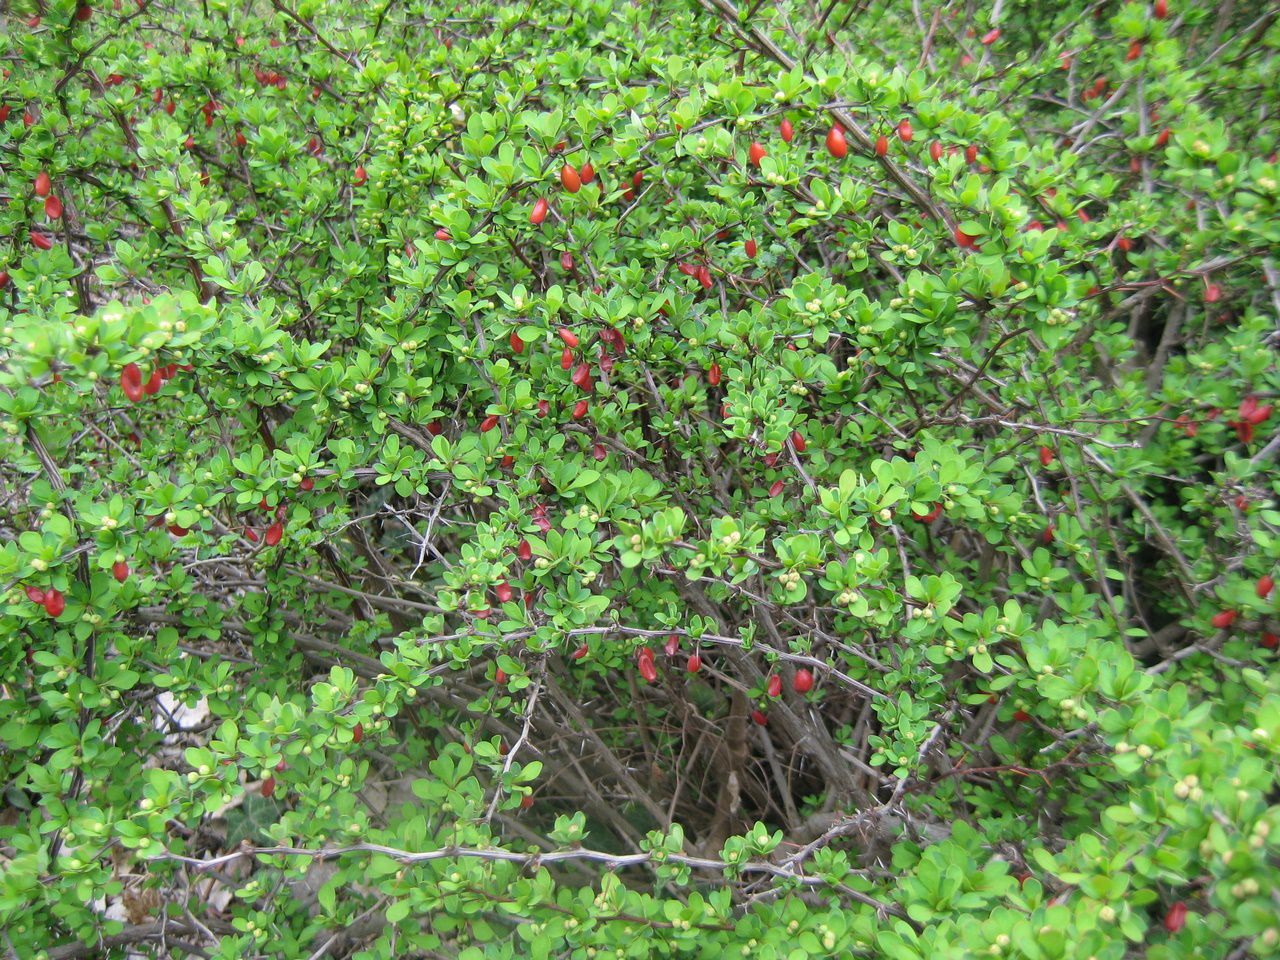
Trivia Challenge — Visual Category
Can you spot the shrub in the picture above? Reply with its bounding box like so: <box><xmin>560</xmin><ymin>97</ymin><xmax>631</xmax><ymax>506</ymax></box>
<box><xmin>1</xmin><ymin>0</ymin><xmax>1278</xmax><ymax>957</ymax></box>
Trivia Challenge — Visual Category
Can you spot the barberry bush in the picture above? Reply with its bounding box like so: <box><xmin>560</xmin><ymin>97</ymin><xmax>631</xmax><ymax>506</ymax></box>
<box><xmin>2</xmin><ymin>0</ymin><xmax>1278</xmax><ymax>957</ymax></box>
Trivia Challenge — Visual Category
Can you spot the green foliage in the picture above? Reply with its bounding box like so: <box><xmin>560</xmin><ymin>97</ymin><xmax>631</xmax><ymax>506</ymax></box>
<box><xmin>0</xmin><ymin>0</ymin><xmax>1278</xmax><ymax>957</ymax></box>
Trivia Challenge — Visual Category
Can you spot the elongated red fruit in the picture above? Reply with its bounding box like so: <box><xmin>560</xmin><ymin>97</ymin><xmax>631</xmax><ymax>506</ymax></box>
<box><xmin>769</xmin><ymin>479</ymin><xmax>785</xmax><ymax>498</ymax></box>
<box><xmin>143</xmin><ymin>369</ymin><xmax>162</xmax><ymax>395</ymax></box>
<box><xmin>261</xmin><ymin>775</ymin><xmax>276</xmax><ymax>798</ymax></box>
<box><xmin>300</xmin><ymin>477</ymin><xmax>315</xmax><ymax>492</ymax></box>
<box><xmin>664</xmin><ymin>634</ymin><xmax>680</xmax><ymax>657</ymax></box>
<box><xmin>561</xmin><ymin>347</ymin><xmax>574</xmax><ymax>370</ymax></box>
<box><xmin>264</xmin><ymin>521</ymin><xmax>283</xmax><ymax>546</ymax></box>
<box><xmin>751</xmin><ymin>709</ymin><xmax>768</xmax><ymax>726</ymax></box>
<box><xmin>1154</xmin><ymin>0</ymin><xmax>1168</xmax><ymax>17</ymax></box>
<box><xmin>687</xmin><ymin>654</ymin><xmax>702</xmax><ymax>673</ymax></box>
<box><xmin>495</xmin><ymin>581</ymin><xmax>513</xmax><ymax>603</ymax></box>
<box><xmin>897</xmin><ymin>119</ymin><xmax>913</xmax><ymax>143</ymax></box>
<box><xmin>1126</xmin><ymin>40</ymin><xmax>1142</xmax><ymax>61</ymax></box>
<box><xmin>112</xmin><ymin>561</ymin><xmax>130</xmax><ymax>582</ymax></box>
<box><xmin>766</xmin><ymin>674</ymin><xmax>782</xmax><ymax>697</ymax></box>
<box><xmin>30</xmin><ymin>230</ymin><xmax>53</xmax><ymax>250</ymax></box>
<box><xmin>1039</xmin><ymin>446</ymin><xmax>1053</xmax><ymax>467</ymax></box>
<box><xmin>517</xmin><ymin>539</ymin><xmax>533</xmax><ymax>561</ymax></box>
<box><xmin>572</xmin><ymin>644</ymin><xmax>589</xmax><ymax>660</ymax></box>
<box><xmin>638</xmin><ymin>648</ymin><xmax>657</xmax><ymax>683</ymax></box>
<box><xmin>44</xmin><ymin>196</ymin><xmax>63</xmax><ymax>220</ymax></box>
<box><xmin>793</xmin><ymin>668</ymin><xmax>814</xmax><ymax>693</ymax></box>
<box><xmin>791</xmin><ymin>430</ymin><xmax>806</xmax><ymax>453</ymax></box>
<box><xmin>745</xmin><ymin>239</ymin><xmax>757</xmax><ymax>258</ymax></box>
<box><xmin>966</xmin><ymin>144</ymin><xmax>979</xmax><ymax>163</ymax></box>
<box><xmin>25</xmin><ymin>586</ymin><xmax>45</xmax><ymax>604</ymax></box>
<box><xmin>748</xmin><ymin>141</ymin><xmax>766</xmax><ymax>167</ymax></box>
<box><xmin>929</xmin><ymin>141</ymin><xmax>943</xmax><ymax>162</ymax></box>
<box><xmin>571</xmin><ymin>362</ymin><xmax>592</xmax><ymax>389</ymax></box>
<box><xmin>121</xmin><ymin>363</ymin><xmax>144</xmax><ymax>402</ymax></box>
<box><xmin>560</xmin><ymin>164</ymin><xmax>581</xmax><ymax>194</ymax></box>
<box><xmin>43</xmin><ymin>589</ymin><xmax>65</xmax><ymax>617</ymax></box>
<box><xmin>1163</xmin><ymin>901</ymin><xmax>1186</xmax><ymax>933</ymax></box>
<box><xmin>572</xmin><ymin>400</ymin><xmax>589</xmax><ymax>420</ymax></box>
<box><xmin>579</xmin><ymin>161</ymin><xmax>595</xmax><ymax>184</ymax></box>
<box><xmin>708</xmin><ymin>362</ymin><xmax>722</xmax><ymax>386</ymax></box>
<box><xmin>353</xmin><ymin>165</ymin><xmax>367</xmax><ymax>185</ymax></box>
<box><xmin>1258</xmin><ymin>574</ymin><xmax>1275</xmax><ymax>599</ymax></box>
<box><xmin>981</xmin><ymin>28</ymin><xmax>1000</xmax><ymax>44</ymax></box>
<box><xmin>558</xmin><ymin>327</ymin><xmax>579</xmax><ymax>348</ymax></box>
<box><xmin>780</xmin><ymin>119</ymin><xmax>794</xmax><ymax>143</ymax></box>
<box><xmin>875</xmin><ymin>135</ymin><xmax>888</xmax><ymax>157</ymax></box>
<box><xmin>434</xmin><ymin>228</ymin><xmax>450</xmax><ymax>241</ymax></box>
<box><xmin>480</xmin><ymin>414</ymin><xmax>499</xmax><ymax>432</ymax></box>
<box><xmin>1211</xmin><ymin>609</ymin><xmax>1237</xmax><ymax>629</ymax></box>
<box><xmin>510</xmin><ymin>330</ymin><xmax>525</xmax><ymax>354</ymax></box>
<box><xmin>826</xmin><ymin>124</ymin><xmax>848</xmax><ymax>158</ymax></box>
<box><xmin>34</xmin><ymin>172</ymin><xmax>51</xmax><ymax>197</ymax></box>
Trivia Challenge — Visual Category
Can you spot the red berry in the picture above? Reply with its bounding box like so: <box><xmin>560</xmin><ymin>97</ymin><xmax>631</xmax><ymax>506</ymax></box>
<box><xmin>929</xmin><ymin>141</ymin><xmax>943</xmax><ymax>162</ymax></box>
<box><xmin>112</xmin><ymin>561</ymin><xmax>130</xmax><ymax>582</ymax></box>
<box><xmin>579</xmin><ymin>161</ymin><xmax>595</xmax><ymax>184</ymax></box>
<box><xmin>779</xmin><ymin>119</ymin><xmax>794</xmax><ymax>143</ymax></box>
<box><xmin>558</xmin><ymin>327</ymin><xmax>580</xmax><ymax>348</ymax></box>
<box><xmin>664</xmin><ymin>634</ymin><xmax>680</xmax><ymax>657</ymax></box>
<box><xmin>1013</xmin><ymin>709</ymin><xmax>1031</xmax><ymax>722</ymax></box>
<box><xmin>708</xmin><ymin>362</ymin><xmax>722</xmax><ymax>386</ymax></box>
<box><xmin>519</xmin><ymin>794</ymin><xmax>534</xmax><ymax>810</ymax></box>
<box><xmin>687</xmin><ymin>654</ymin><xmax>702</xmax><ymax>673</ymax></box>
<box><xmin>592</xmin><ymin>443</ymin><xmax>607</xmax><ymax>461</ymax></box>
<box><xmin>537</xmin><ymin>399</ymin><xmax>550</xmax><ymax>418</ymax></box>
<box><xmin>1154</xmin><ymin>0</ymin><xmax>1168</xmax><ymax>15</ymax></box>
<box><xmin>510</xmin><ymin>330</ymin><xmax>525</xmax><ymax>354</ymax></box>
<box><xmin>435</xmin><ymin>228</ymin><xmax>450</xmax><ymax>241</ymax></box>
<box><xmin>261</xmin><ymin>775</ymin><xmax>276</xmax><ymax>798</ymax></box>
<box><xmin>480</xmin><ymin>414</ymin><xmax>499</xmax><ymax>433</ymax></box>
<box><xmin>496</xmin><ymin>667</ymin><xmax>508</xmax><ymax>685</ymax></box>
<box><xmin>751</xmin><ymin>709</ymin><xmax>768</xmax><ymax>726</ymax></box>
<box><xmin>638</xmin><ymin>648</ymin><xmax>657</xmax><ymax>683</ymax></box>
<box><xmin>965</xmin><ymin>144</ymin><xmax>979</xmax><ymax>163</ymax></box>
<box><xmin>572</xmin><ymin>400</ymin><xmax>589</xmax><ymax>420</ymax></box>
<box><xmin>1163</xmin><ymin>901</ymin><xmax>1187</xmax><ymax>933</ymax></box>
<box><xmin>25</xmin><ymin>586</ymin><xmax>45</xmax><ymax>604</ymax></box>
<box><xmin>745</xmin><ymin>239</ymin><xmax>757</xmax><ymax>258</ymax></box>
<box><xmin>1043</xmin><ymin>524</ymin><xmax>1055</xmax><ymax>544</ymax></box>
<box><xmin>766</xmin><ymin>674</ymin><xmax>782</xmax><ymax>698</ymax></box>
<box><xmin>897</xmin><ymin>119</ymin><xmax>913</xmax><ymax>143</ymax></box>
<box><xmin>874</xmin><ymin>134</ymin><xmax>888</xmax><ymax>157</ymax></box>
<box><xmin>748</xmin><ymin>141</ymin><xmax>766</xmax><ymax>167</ymax></box>
<box><xmin>560</xmin><ymin>251</ymin><xmax>574</xmax><ymax>271</ymax></box>
<box><xmin>1039</xmin><ymin>446</ymin><xmax>1053</xmax><ymax>467</ymax></box>
<box><xmin>120</xmin><ymin>363</ymin><xmax>144</xmax><ymax>403</ymax></box>
<box><xmin>43</xmin><ymin>589</ymin><xmax>65</xmax><ymax>617</ymax></box>
<box><xmin>264</xmin><ymin>521</ymin><xmax>284</xmax><ymax>546</ymax></box>
<box><xmin>352</xmin><ymin>722</ymin><xmax>364</xmax><ymax>744</ymax></box>
<box><xmin>769</xmin><ymin>479</ymin><xmax>785</xmax><ymax>498</ymax></box>
<box><xmin>1211</xmin><ymin>609</ymin><xmax>1237</xmax><ymax>629</ymax></box>
<box><xmin>30</xmin><ymin>230</ymin><xmax>53</xmax><ymax>251</ymax></box>
<box><xmin>1155</xmin><ymin>128</ymin><xmax>1170</xmax><ymax>147</ymax></box>
<box><xmin>1262</xmin><ymin>632</ymin><xmax>1279</xmax><ymax>650</ymax></box>
<box><xmin>981</xmin><ymin>28</ymin><xmax>1000</xmax><ymax>44</ymax></box>
<box><xmin>572</xmin><ymin>644</ymin><xmax>589</xmax><ymax>661</ymax></box>
<box><xmin>791</xmin><ymin>430</ymin><xmax>806</xmax><ymax>453</ymax></box>
<box><xmin>517</xmin><ymin>539</ymin><xmax>533</xmax><ymax>562</ymax></box>
<box><xmin>571</xmin><ymin>363</ymin><xmax>592</xmax><ymax>390</ymax></box>
<box><xmin>1126</xmin><ymin>40</ymin><xmax>1142</xmax><ymax>61</ymax></box>
<box><xmin>793</xmin><ymin>668</ymin><xmax>814</xmax><ymax>694</ymax></box>
<box><xmin>34</xmin><ymin>172</ymin><xmax>51</xmax><ymax>197</ymax></box>
<box><xmin>1258</xmin><ymin>574</ymin><xmax>1274</xmax><ymax>599</ymax></box>
<box><xmin>353</xmin><ymin>165</ymin><xmax>367</xmax><ymax>185</ymax></box>
<box><xmin>826</xmin><ymin>124</ymin><xmax>848</xmax><ymax>159</ymax></box>
<box><xmin>560</xmin><ymin>164</ymin><xmax>581</xmax><ymax>194</ymax></box>
<box><xmin>495</xmin><ymin>581</ymin><xmax>514</xmax><ymax>603</ymax></box>
<box><xmin>530</xmin><ymin>197</ymin><xmax>549</xmax><ymax>225</ymax></box>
